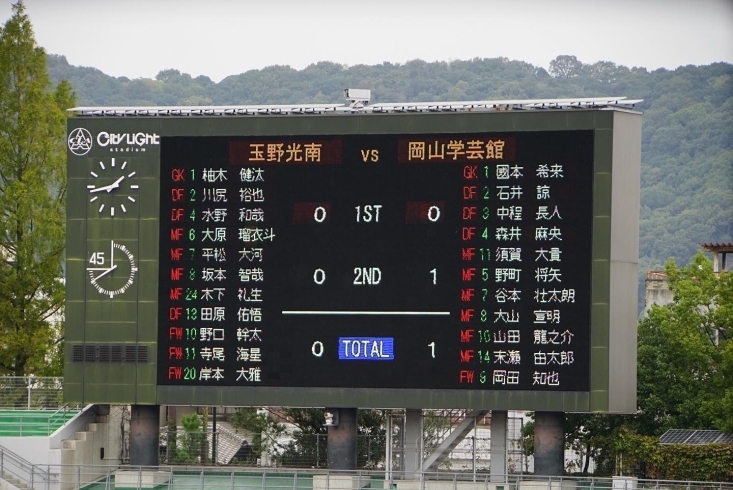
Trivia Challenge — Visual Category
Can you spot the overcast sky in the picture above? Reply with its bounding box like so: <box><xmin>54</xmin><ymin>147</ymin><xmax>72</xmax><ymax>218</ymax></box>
<box><xmin>2</xmin><ymin>0</ymin><xmax>732</xmax><ymax>82</ymax></box>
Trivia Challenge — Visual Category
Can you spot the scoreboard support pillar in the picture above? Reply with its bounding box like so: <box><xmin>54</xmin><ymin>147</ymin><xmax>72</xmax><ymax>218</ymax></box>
<box><xmin>130</xmin><ymin>405</ymin><xmax>160</xmax><ymax>466</ymax></box>
<box><xmin>534</xmin><ymin>411</ymin><xmax>565</xmax><ymax>476</ymax></box>
<box><xmin>403</xmin><ymin>409</ymin><xmax>423</xmax><ymax>479</ymax></box>
<box><xmin>327</xmin><ymin>408</ymin><xmax>357</xmax><ymax>470</ymax></box>
<box><xmin>489</xmin><ymin>410</ymin><xmax>508</xmax><ymax>481</ymax></box>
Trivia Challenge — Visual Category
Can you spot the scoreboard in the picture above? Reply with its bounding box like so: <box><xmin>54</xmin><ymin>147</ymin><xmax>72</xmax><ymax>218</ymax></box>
<box><xmin>65</xmin><ymin>107</ymin><xmax>640</xmax><ymax>412</ymax></box>
<box><xmin>157</xmin><ymin>132</ymin><xmax>592</xmax><ymax>391</ymax></box>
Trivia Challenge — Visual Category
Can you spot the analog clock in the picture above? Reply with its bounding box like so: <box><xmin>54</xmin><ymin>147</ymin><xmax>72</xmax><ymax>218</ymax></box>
<box><xmin>86</xmin><ymin>240</ymin><xmax>138</xmax><ymax>298</ymax></box>
<box><xmin>86</xmin><ymin>158</ymin><xmax>139</xmax><ymax>217</ymax></box>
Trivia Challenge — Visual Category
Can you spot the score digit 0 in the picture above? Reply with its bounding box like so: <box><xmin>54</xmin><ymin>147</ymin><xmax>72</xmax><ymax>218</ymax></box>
<box><xmin>312</xmin><ymin>341</ymin><xmax>324</xmax><ymax>357</ymax></box>
<box><xmin>405</xmin><ymin>201</ymin><xmax>443</xmax><ymax>224</ymax></box>
<box><xmin>292</xmin><ymin>202</ymin><xmax>331</xmax><ymax>224</ymax></box>
<box><xmin>314</xmin><ymin>206</ymin><xmax>327</xmax><ymax>223</ymax></box>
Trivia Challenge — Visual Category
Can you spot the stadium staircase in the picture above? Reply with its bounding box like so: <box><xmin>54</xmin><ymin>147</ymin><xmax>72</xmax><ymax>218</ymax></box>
<box><xmin>421</xmin><ymin>409</ymin><xmax>490</xmax><ymax>471</ymax></box>
<box><xmin>0</xmin><ymin>444</ymin><xmax>48</xmax><ymax>490</ymax></box>
<box><xmin>163</xmin><ymin>421</ymin><xmax>250</xmax><ymax>465</ymax></box>
<box><xmin>208</xmin><ymin>421</ymin><xmax>249</xmax><ymax>465</ymax></box>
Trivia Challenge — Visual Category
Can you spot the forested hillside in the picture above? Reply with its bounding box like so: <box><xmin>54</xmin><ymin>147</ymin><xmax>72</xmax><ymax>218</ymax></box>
<box><xmin>48</xmin><ymin>54</ymin><xmax>733</xmax><ymax>300</ymax></box>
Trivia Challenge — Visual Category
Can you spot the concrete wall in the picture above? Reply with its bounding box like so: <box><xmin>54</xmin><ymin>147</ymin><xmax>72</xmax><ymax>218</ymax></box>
<box><xmin>0</xmin><ymin>405</ymin><xmax>123</xmax><ymax>490</ymax></box>
<box><xmin>641</xmin><ymin>272</ymin><xmax>673</xmax><ymax>318</ymax></box>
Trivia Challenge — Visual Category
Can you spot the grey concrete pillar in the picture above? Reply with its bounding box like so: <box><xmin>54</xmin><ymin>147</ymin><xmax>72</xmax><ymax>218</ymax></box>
<box><xmin>490</xmin><ymin>410</ymin><xmax>507</xmax><ymax>481</ymax></box>
<box><xmin>534</xmin><ymin>411</ymin><xmax>564</xmax><ymax>476</ymax></box>
<box><xmin>130</xmin><ymin>405</ymin><xmax>160</xmax><ymax>466</ymax></box>
<box><xmin>327</xmin><ymin>408</ymin><xmax>357</xmax><ymax>470</ymax></box>
<box><xmin>403</xmin><ymin>409</ymin><xmax>423</xmax><ymax>479</ymax></box>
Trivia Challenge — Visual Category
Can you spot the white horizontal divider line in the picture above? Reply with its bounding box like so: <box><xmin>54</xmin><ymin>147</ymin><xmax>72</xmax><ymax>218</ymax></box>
<box><xmin>282</xmin><ymin>310</ymin><xmax>450</xmax><ymax>316</ymax></box>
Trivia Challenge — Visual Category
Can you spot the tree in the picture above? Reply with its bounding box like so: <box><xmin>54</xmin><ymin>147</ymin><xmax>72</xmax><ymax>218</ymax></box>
<box><xmin>548</xmin><ymin>55</ymin><xmax>584</xmax><ymax>78</ymax></box>
<box><xmin>174</xmin><ymin>412</ymin><xmax>204</xmax><ymax>464</ymax></box>
<box><xmin>230</xmin><ymin>408</ymin><xmax>287</xmax><ymax>465</ymax></box>
<box><xmin>635</xmin><ymin>251</ymin><xmax>732</xmax><ymax>434</ymax></box>
<box><xmin>0</xmin><ymin>1</ymin><xmax>74</xmax><ymax>376</ymax></box>
<box><xmin>254</xmin><ymin>408</ymin><xmax>386</xmax><ymax>468</ymax></box>
<box><xmin>521</xmin><ymin>252</ymin><xmax>732</xmax><ymax>476</ymax></box>
<box><xmin>521</xmin><ymin>412</ymin><xmax>625</xmax><ymax>475</ymax></box>
<box><xmin>563</xmin><ymin>413</ymin><xmax>628</xmax><ymax>475</ymax></box>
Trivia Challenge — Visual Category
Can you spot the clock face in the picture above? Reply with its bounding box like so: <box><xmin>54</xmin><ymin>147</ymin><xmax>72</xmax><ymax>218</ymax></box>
<box><xmin>86</xmin><ymin>158</ymin><xmax>139</xmax><ymax>217</ymax></box>
<box><xmin>86</xmin><ymin>240</ymin><xmax>138</xmax><ymax>298</ymax></box>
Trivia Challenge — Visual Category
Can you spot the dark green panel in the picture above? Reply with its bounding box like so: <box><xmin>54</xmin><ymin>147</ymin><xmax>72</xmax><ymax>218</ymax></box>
<box><xmin>138</xmin><ymin>159</ymin><xmax>161</xmax><ymax>180</ymax></box>
<box><xmin>137</xmin><ymin>301</ymin><xmax>159</xmax><ymax>343</ymax></box>
<box><xmin>63</xmin><ymin>381</ymin><xmax>83</xmax><ymax>404</ymax></box>
<box><xmin>594</xmin><ymin>129</ymin><xmax>613</xmax><ymax>173</ymax></box>
<box><xmin>85</xmin><ymin>384</ymin><xmax>137</xmax><ymax>404</ymax></box>
<box><xmin>592</xmin><ymin>216</ymin><xmax>612</xmax><ymax>262</ymax></box>
<box><xmin>84</xmin><ymin>297</ymin><xmax>139</xmax><ymax>321</ymax></box>
<box><xmin>67</xmin><ymin>184</ymin><xmax>88</xmax><ymax>216</ymax></box>
<box><xmin>590</xmin><ymin>345</ymin><xmax>610</xmax><ymax>391</ymax></box>
<box><xmin>65</xmin><ymin>271</ymin><xmax>87</xmax><ymax>308</ymax></box>
<box><xmin>135</xmin><ymin>382</ymin><xmax>157</xmax><ymax>404</ymax></box>
<box><xmin>83</xmin><ymin>323</ymin><xmax>137</xmax><ymax>342</ymax></box>
<box><xmin>359</xmin><ymin>114</ymin><xmax>419</xmax><ymax>134</ymax></box>
<box><xmin>67</xmin><ymin>109</ymin><xmax>639</xmax><ymax>411</ymax></box>
<box><xmin>593</xmin><ymin>111</ymin><xmax>614</xmax><ymax>130</ymax></box>
<box><xmin>591</xmin><ymin>260</ymin><xmax>611</xmax><ymax>306</ymax></box>
<box><xmin>589</xmin><ymin>388</ymin><xmax>609</xmax><ymax>412</ymax></box>
<box><xmin>85</xmin><ymin>363</ymin><xmax>137</xmax><ymax>383</ymax></box>
<box><xmin>156</xmin><ymin>386</ymin><xmax>590</xmax><ymax>412</ymax></box>
<box><xmin>64</xmin><ymin>301</ymin><xmax>86</xmax><ymax>339</ymax></box>
<box><xmin>591</xmin><ymin>300</ymin><xmax>611</xmax><ymax>346</ymax></box>
<box><xmin>594</xmin><ymin>172</ymin><xmax>613</xmax><ymax>217</ymax></box>
<box><xmin>137</xmin><ymin>221</ymin><xmax>160</xmax><ymax>260</ymax></box>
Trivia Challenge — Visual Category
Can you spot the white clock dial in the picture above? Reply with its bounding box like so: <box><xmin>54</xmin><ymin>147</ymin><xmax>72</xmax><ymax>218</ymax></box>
<box><xmin>86</xmin><ymin>158</ymin><xmax>139</xmax><ymax>217</ymax></box>
<box><xmin>86</xmin><ymin>240</ymin><xmax>138</xmax><ymax>298</ymax></box>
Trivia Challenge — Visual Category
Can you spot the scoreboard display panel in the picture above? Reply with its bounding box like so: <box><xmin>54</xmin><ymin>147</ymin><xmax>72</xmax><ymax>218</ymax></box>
<box><xmin>158</xmin><ymin>132</ymin><xmax>591</xmax><ymax>391</ymax></box>
<box><xmin>65</xmin><ymin>108</ymin><xmax>640</xmax><ymax>412</ymax></box>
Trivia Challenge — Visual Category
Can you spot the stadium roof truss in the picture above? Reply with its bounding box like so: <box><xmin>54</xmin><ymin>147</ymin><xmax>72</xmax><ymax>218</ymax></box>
<box><xmin>68</xmin><ymin>96</ymin><xmax>642</xmax><ymax>117</ymax></box>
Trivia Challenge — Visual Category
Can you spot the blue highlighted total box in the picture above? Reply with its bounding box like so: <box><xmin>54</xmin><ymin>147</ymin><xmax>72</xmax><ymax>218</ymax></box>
<box><xmin>338</xmin><ymin>337</ymin><xmax>394</xmax><ymax>361</ymax></box>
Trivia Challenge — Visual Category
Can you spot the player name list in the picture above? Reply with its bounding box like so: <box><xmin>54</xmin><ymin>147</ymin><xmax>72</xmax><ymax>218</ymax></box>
<box><xmin>157</xmin><ymin>131</ymin><xmax>593</xmax><ymax>391</ymax></box>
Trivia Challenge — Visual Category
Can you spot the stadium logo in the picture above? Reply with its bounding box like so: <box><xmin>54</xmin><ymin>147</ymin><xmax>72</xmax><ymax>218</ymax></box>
<box><xmin>97</xmin><ymin>131</ymin><xmax>160</xmax><ymax>153</ymax></box>
<box><xmin>68</xmin><ymin>128</ymin><xmax>93</xmax><ymax>156</ymax></box>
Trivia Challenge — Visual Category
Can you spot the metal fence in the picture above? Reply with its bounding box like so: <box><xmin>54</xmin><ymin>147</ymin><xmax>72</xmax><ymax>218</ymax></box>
<box><xmin>0</xmin><ymin>376</ymin><xmax>64</xmax><ymax>410</ymax></box>
<box><xmin>1</xmin><ymin>462</ymin><xmax>732</xmax><ymax>490</ymax></box>
<box><xmin>158</xmin><ymin>430</ymin><xmax>523</xmax><ymax>472</ymax></box>
<box><xmin>0</xmin><ymin>445</ymin><xmax>50</xmax><ymax>489</ymax></box>
<box><xmin>159</xmin><ymin>431</ymin><xmax>386</xmax><ymax>469</ymax></box>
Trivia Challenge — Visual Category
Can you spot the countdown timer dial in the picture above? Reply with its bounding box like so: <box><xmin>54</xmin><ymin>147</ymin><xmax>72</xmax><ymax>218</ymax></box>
<box><xmin>86</xmin><ymin>240</ymin><xmax>138</xmax><ymax>298</ymax></box>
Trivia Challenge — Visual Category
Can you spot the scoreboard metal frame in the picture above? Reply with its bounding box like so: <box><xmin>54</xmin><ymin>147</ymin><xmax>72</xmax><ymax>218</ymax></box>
<box><xmin>65</xmin><ymin>106</ymin><xmax>640</xmax><ymax>413</ymax></box>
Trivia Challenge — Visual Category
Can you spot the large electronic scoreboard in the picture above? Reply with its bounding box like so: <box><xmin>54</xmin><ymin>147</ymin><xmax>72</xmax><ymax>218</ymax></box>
<box><xmin>65</xmin><ymin>104</ymin><xmax>640</xmax><ymax>412</ymax></box>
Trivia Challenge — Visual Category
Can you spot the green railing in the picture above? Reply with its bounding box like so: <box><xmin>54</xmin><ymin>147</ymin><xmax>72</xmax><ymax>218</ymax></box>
<box><xmin>0</xmin><ymin>407</ymin><xmax>78</xmax><ymax>437</ymax></box>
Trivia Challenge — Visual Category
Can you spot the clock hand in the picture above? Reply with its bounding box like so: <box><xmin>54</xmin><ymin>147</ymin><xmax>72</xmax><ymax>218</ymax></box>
<box><xmin>89</xmin><ymin>184</ymin><xmax>113</xmax><ymax>193</ymax></box>
<box><xmin>89</xmin><ymin>176</ymin><xmax>125</xmax><ymax>193</ymax></box>
<box><xmin>93</xmin><ymin>264</ymin><xmax>117</xmax><ymax>281</ymax></box>
<box><xmin>108</xmin><ymin>176</ymin><xmax>125</xmax><ymax>190</ymax></box>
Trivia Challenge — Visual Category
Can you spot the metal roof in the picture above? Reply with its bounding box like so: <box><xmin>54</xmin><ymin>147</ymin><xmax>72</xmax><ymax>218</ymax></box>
<box><xmin>701</xmin><ymin>243</ymin><xmax>733</xmax><ymax>252</ymax></box>
<box><xmin>68</xmin><ymin>97</ymin><xmax>642</xmax><ymax>117</ymax></box>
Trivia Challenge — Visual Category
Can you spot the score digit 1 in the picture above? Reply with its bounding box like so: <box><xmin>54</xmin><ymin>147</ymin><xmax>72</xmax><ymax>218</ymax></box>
<box><xmin>430</xmin><ymin>268</ymin><xmax>437</xmax><ymax>284</ymax></box>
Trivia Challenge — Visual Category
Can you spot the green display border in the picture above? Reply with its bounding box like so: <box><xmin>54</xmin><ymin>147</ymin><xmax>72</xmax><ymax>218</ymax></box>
<box><xmin>65</xmin><ymin>109</ymin><xmax>639</xmax><ymax>412</ymax></box>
